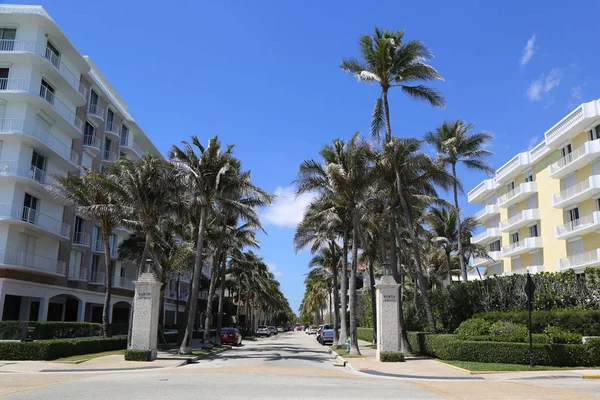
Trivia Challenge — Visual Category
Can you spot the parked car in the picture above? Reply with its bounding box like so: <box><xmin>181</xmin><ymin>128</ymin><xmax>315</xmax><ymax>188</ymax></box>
<box><xmin>220</xmin><ymin>327</ymin><xmax>242</xmax><ymax>346</ymax></box>
<box><xmin>316</xmin><ymin>324</ymin><xmax>324</xmax><ymax>335</ymax></box>
<box><xmin>256</xmin><ymin>325</ymin><xmax>270</xmax><ymax>337</ymax></box>
<box><xmin>277</xmin><ymin>326</ymin><xmax>284</xmax><ymax>332</ymax></box>
<box><xmin>307</xmin><ymin>325</ymin><xmax>317</xmax><ymax>335</ymax></box>
<box><xmin>268</xmin><ymin>326</ymin><xmax>278</xmax><ymax>335</ymax></box>
<box><xmin>295</xmin><ymin>325</ymin><xmax>303</xmax><ymax>331</ymax></box>
<box><xmin>317</xmin><ymin>324</ymin><xmax>335</xmax><ymax>345</ymax></box>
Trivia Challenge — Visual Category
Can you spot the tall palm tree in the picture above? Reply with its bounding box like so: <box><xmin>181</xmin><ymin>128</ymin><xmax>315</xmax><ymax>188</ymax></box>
<box><xmin>169</xmin><ymin>135</ymin><xmax>234</xmax><ymax>354</ymax></box>
<box><xmin>425</xmin><ymin>119</ymin><xmax>493</xmax><ymax>282</ymax></box>
<box><xmin>426</xmin><ymin>207</ymin><xmax>459</xmax><ymax>285</ymax></box>
<box><xmin>51</xmin><ymin>170</ymin><xmax>124</xmax><ymax>336</ymax></box>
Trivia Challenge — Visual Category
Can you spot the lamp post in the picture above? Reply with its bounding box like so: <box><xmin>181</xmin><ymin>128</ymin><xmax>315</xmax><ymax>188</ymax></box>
<box><xmin>145</xmin><ymin>258</ymin><xmax>154</xmax><ymax>274</ymax></box>
<box><xmin>382</xmin><ymin>260</ymin><xmax>391</xmax><ymax>277</ymax></box>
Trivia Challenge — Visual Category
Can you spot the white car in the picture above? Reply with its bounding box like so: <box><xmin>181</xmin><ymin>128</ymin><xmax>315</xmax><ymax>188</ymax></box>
<box><xmin>307</xmin><ymin>325</ymin><xmax>318</xmax><ymax>335</ymax></box>
<box><xmin>256</xmin><ymin>325</ymin><xmax>270</xmax><ymax>337</ymax></box>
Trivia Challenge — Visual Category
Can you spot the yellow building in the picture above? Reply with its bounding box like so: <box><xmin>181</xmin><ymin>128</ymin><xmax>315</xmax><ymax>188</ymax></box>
<box><xmin>468</xmin><ymin>99</ymin><xmax>600</xmax><ymax>276</ymax></box>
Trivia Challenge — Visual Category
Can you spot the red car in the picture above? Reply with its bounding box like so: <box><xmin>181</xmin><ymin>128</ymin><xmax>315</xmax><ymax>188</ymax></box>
<box><xmin>295</xmin><ymin>325</ymin><xmax>303</xmax><ymax>331</ymax></box>
<box><xmin>220</xmin><ymin>327</ymin><xmax>242</xmax><ymax>346</ymax></box>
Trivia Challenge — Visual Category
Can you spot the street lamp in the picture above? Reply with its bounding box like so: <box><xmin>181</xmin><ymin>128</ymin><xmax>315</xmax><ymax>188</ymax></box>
<box><xmin>145</xmin><ymin>258</ymin><xmax>154</xmax><ymax>274</ymax></box>
<box><xmin>382</xmin><ymin>260</ymin><xmax>391</xmax><ymax>276</ymax></box>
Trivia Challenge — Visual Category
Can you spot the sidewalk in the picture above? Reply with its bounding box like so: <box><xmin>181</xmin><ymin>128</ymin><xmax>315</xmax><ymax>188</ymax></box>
<box><xmin>337</xmin><ymin>340</ymin><xmax>600</xmax><ymax>381</ymax></box>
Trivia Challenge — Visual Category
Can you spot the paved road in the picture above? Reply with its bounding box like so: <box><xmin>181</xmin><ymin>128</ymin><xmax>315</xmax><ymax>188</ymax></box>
<box><xmin>2</xmin><ymin>332</ymin><xmax>600</xmax><ymax>399</ymax></box>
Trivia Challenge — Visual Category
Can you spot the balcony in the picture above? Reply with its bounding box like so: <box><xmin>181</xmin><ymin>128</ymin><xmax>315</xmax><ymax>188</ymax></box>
<box><xmin>113</xmin><ymin>276</ymin><xmax>134</xmax><ymax>290</ymax></box>
<box><xmin>119</xmin><ymin>136</ymin><xmax>143</xmax><ymax>158</ymax></box>
<box><xmin>0</xmin><ymin>39</ymin><xmax>86</xmax><ymax>104</ymax></box>
<box><xmin>104</xmin><ymin>121</ymin><xmax>120</xmax><ymax>137</ymax></box>
<box><xmin>468</xmin><ymin>178</ymin><xmax>497</xmax><ymax>204</ymax></box>
<box><xmin>68</xmin><ymin>266</ymin><xmax>88</xmax><ymax>281</ymax></box>
<box><xmin>495</xmin><ymin>152</ymin><xmax>530</xmax><ymax>184</ymax></box>
<box><xmin>102</xmin><ymin>150</ymin><xmax>118</xmax><ymax>163</ymax></box>
<box><xmin>498</xmin><ymin>182</ymin><xmax>538</xmax><ymax>208</ymax></box>
<box><xmin>88</xmin><ymin>270</ymin><xmax>105</xmax><ymax>285</ymax></box>
<box><xmin>470</xmin><ymin>227</ymin><xmax>501</xmax><ymax>245</ymax></box>
<box><xmin>558</xmin><ymin>249</ymin><xmax>600</xmax><ymax>272</ymax></box>
<box><xmin>0</xmin><ymin>160</ymin><xmax>53</xmax><ymax>189</ymax></box>
<box><xmin>473</xmin><ymin>203</ymin><xmax>500</xmax><ymax>223</ymax></box>
<box><xmin>545</xmin><ymin>100</ymin><xmax>600</xmax><ymax>149</ymax></box>
<box><xmin>552</xmin><ymin>175</ymin><xmax>600</xmax><ymax>209</ymax></box>
<box><xmin>72</xmin><ymin>231</ymin><xmax>91</xmax><ymax>247</ymax></box>
<box><xmin>471</xmin><ymin>250</ymin><xmax>502</xmax><ymax>267</ymax></box>
<box><xmin>530</xmin><ymin>141</ymin><xmax>551</xmax><ymax>163</ymax></box>
<box><xmin>83</xmin><ymin>134</ymin><xmax>101</xmax><ymax>154</ymax></box>
<box><xmin>0</xmin><ymin>248</ymin><xmax>66</xmax><ymax>275</ymax></box>
<box><xmin>0</xmin><ymin>204</ymin><xmax>71</xmax><ymax>240</ymax></box>
<box><xmin>92</xmin><ymin>239</ymin><xmax>118</xmax><ymax>258</ymax></box>
<box><xmin>501</xmin><ymin>237</ymin><xmax>543</xmax><ymax>258</ymax></box>
<box><xmin>87</xmin><ymin>104</ymin><xmax>104</xmax><ymax>122</ymax></box>
<box><xmin>549</xmin><ymin>140</ymin><xmax>600</xmax><ymax>179</ymax></box>
<box><xmin>500</xmin><ymin>209</ymin><xmax>540</xmax><ymax>233</ymax></box>
<box><xmin>511</xmin><ymin>265</ymin><xmax>545</xmax><ymax>275</ymax></box>
<box><xmin>555</xmin><ymin>211</ymin><xmax>600</xmax><ymax>240</ymax></box>
<box><xmin>0</xmin><ymin>119</ymin><xmax>78</xmax><ymax>169</ymax></box>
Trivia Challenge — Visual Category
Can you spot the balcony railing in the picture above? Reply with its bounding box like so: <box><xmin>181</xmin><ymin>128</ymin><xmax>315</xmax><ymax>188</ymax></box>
<box><xmin>105</xmin><ymin>121</ymin><xmax>120</xmax><ymax>136</ymax></box>
<box><xmin>0</xmin><ymin>203</ymin><xmax>70</xmax><ymax>238</ymax></box>
<box><xmin>88</xmin><ymin>104</ymin><xmax>104</xmax><ymax>120</ymax></box>
<box><xmin>83</xmin><ymin>134</ymin><xmax>101</xmax><ymax>150</ymax></box>
<box><xmin>72</xmin><ymin>231</ymin><xmax>90</xmax><ymax>246</ymax></box>
<box><xmin>470</xmin><ymin>227</ymin><xmax>501</xmax><ymax>244</ymax></box>
<box><xmin>0</xmin><ymin>119</ymin><xmax>78</xmax><ymax>165</ymax></box>
<box><xmin>499</xmin><ymin>209</ymin><xmax>540</xmax><ymax>232</ymax></box>
<box><xmin>0</xmin><ymin>160</ymin><xmax>50</xmax><ymax>184</ymax></box>
<box><xmin>113</xmin><ymin>276</ymin><xmax>134</xmax><ymax>290</ymax></box>
<box><xmin>102</xmin><ymin>150</ymin><xmax>117</xmax><ymax>162</ymax></box>
<box><xmin>558</xmin><ymin>249</ymin><xmax>600</xmax><ymax>270</ymax></box>
<box><xmin>89</xmin><ymin>270</ymin><xmax>105</xmax><ymax>284</ymax></box>
<box><xmin>92</xmin><ymin>239</ymin><xmax>117</xmax><ymax>258</ymax></box>
<box><xmin>495</xmin><ymin>152</ymin><xmax>530</xmax><ymax>183</ymax></box>
<box><xmin>38</xmin><ymin>85</ymin><xmax>83</xmax><ymax>132</ymax></box>
<box><xmin>545</xmin><ymin>105</ymin><xmax>584</xmax><ymax>144</ymax></box>
<box><xmin>68</xmin><ymin>266</ymin><xmax>88</xmax><ymax>281</ymax></box>
<box><xmin>498</xmin><ymin>182</ymin><xmax>538</xmax><ymax>208</ymax></box>
<box><xmin>119</xmin><ymin>136</ymin><xmax>143</xmax><ymax>157</ymax></box>
<box><xmin>0</xmin><ymin>39</ymin><xmax>86</xmax><ymax>98</ymax></box>
<box><xmin>473</xmin><ymin>204</ymin><xmax>499</xmax><ymax>221</ymax></box>
<box><xmin>549</xmin><ymin>140</ymin><xmax>600</xmax><ymax>178</ymax></box>
<box><xmin>501</xmin><ymin>237</ymin><xmax>543</xmax><ymax>257</ymax></box>
<box><xmin>0</xmin><ymin>248</ymin><xmax>66</xmax><ymax>275</ymax></box>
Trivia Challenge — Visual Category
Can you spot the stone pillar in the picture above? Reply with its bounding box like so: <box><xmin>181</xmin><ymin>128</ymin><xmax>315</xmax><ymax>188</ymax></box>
<box><xmin>78</xmin><ymin>301</ymin><xmax>86</xmax><ymax>322</ymax></box>
<box><xmin>131</xmin><ymin>272</ymin><xmax>161</xmax><ymax>360</ymax></box>
<box><xmin>19</xmin><ymin>297</ymin><xmax>31</xmax><ymax>321</ymax></box>
<box><xmin>0</xmin><ymin>291</ymin><xmax>5</xmax><ymax>321</ymax></box>
<box><xmin>375</xmin><ymin>275</ymin><xmax>401</xmax><ymax>361</ymax></box>
<box><xmin>38</xmin><ymin>296</ymin><xmax>49</xmax><ymax>322</ymax></box>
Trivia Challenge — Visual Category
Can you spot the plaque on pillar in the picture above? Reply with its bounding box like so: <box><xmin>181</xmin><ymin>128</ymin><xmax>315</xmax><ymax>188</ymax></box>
<box><xmin>375</xmin><ymin>274</ymin><xmax>401</xmax><ymax>361</ymax></box>
<box><xmin>131</xmin><ymin>272</ymin><xmax>162</xmax><ymax>360</ymax></box>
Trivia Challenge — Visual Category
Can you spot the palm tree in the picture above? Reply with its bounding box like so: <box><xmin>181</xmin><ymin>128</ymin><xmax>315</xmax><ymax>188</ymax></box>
<box><xmin>169</xmin><ymin>135</ymin><xmax>234</xmax><ymax>354</ymax></box>
<box><xmin>425</xmin><ymin>119</ymin><xmax>493</xmax><ymax>282</ymax></box>
<box><xmin>426</xmin><ymin>207</ymin><xmax>459</xmax><ymax>285</ymax></box>
<box><xmin>51</xmin><ymin>169</ymin><xmax>124</xmax><ymax>337</ymax></box>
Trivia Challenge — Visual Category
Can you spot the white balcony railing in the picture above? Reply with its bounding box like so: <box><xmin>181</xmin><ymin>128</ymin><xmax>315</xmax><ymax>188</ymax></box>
<box><xmin>468</xmin><ymin>178</ymin><xmax>497</xmax><ymax>204</ymax></box>
<box><xmin>555</xmin><ymin>212</ymin><xmax>600</xmax><ymax>239</ymax></box>
<box><xmin>0</xmin><ymin>203</ymin><xmax>70</xmax><ymax>238</ymax></box>
<box><xmin>88</xmin><ymin>104</ymin><xmax>104</xmax><ymax>120</ymax></box>
<box><xmin>68</xmin><ymin>266</ymin><xmax>88</xmax><ymax>281</ymax></box>
<box><xmin>105</xmin><ymin>121</ymin><xmax>120</xmax><ymax>136</ymax></box>
<box><xmin>495</xmin><ymin>152</ymin><xmax>530</xmax><ymax>183</ymax></box>
<box><xmin>558</xmin><ymin>249</ymin><xmax>600</xmax><ymax>270</ymax></box>
<box><xmin>473</xmin><ymin>203</ymin><xmax>499</xmax><ymax>222</ymax></box>
<box><xmin>72</xmin><ymin>231</ymin><xmax>90</xmax><ymax>246</ymax></box>
<box><xmin>501</xmin><ymin>237</ymin><xmax>543</xmax><ymax>257</ymax></box>
<box><xmin>102</xmin><ymin>150</ymin><xmax>117</xmax><ymax>162</ymax></box>
<box><xmin>0</xmin><ymin>160</ymin><xmax>49</xmax><ymax>184</ymax></box>
<box><xmin>498</xmin><ymin>182</ymin><xmax>538</xmax><ymax>208</ymax></box>
<box><xmin>83</xmin><ymin>134</ymin><xmax>101</xmax><ymax>150</ymax></box>
<box><xmin>549</xmin><ymin>140</ymin><xmax>600</xmax><ymax>178</ymax></box>
<box><xmin>38</xmin><ymin>85</ymin><xmax>83</xmax><ymax>132</ymax></box>
<box><xmin>471</xmin><ymin>250</ymin><xmax>502</xmax><ymax>267</ymax></box>
<box><xmin>552</xmin><ymin>176</ymin><xmax>600</xmax><ymax>208</ymax></box>
<box><xmin>545</xmin><ymin>105</ymin><xmax>585</xmax><ymax>144</ymax></box>
<box><xmin>113</xmin><ymin>276</ymin><xmax>134</xmax><ymax>290</ymax></box>
<box><xmin>499</xmin><ymin>209</ymin><xmax>540</xmax><ymax>232</ymax></box>
<box><xmin>470</xmin><ymin>227</ymin><xmax>501</xmax><ymax>245</ymax></box>
<box><xmin>0</xmin><ymin>248</ymin><xmax>66</xmax><ymax>275</ymax></box>
<box><xmin>89</xmin><ymin>270</ymin><xmax>105</xmax><ymax>284</ymax></box>
<box><xmin>0</xmin><ymin>39</ymin><xmax>86</xmax><ymax>98</ymax></box>
<box><xmin>119</xmin><ymin>136</ymin><xmax>143</xmax><ymax>157</ymax></box>
<box><xmin>0</xmin><ymin>119</ymin><xmax>78</xmax><ymax>165</ymax></box>
<box><xmin>530</xmin><ymin>141</ymin><xmax>551</xmax><ymax>163</ymax></box>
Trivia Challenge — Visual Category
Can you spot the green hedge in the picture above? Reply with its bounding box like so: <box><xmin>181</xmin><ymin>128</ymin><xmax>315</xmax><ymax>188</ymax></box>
<box><xmin>0</xmin><ymin>337</ymin><xmax>127</xmax><ymax>360</ymax></box>
<box><xmin>380</xmin><ymin>352</ymin><xmax>405</xmax><ymax>362</ymax></box>
<box><xmin>0</xmin><ymin>321</ymin><xmax>104</xmax><ymax>340</ymax></box>
<box><xmin>473</xmin><ymin>310</ymin><xmax>600</xmax><ymax>336</ymax></box>
<box><xmin>124</xmin><ymin>349</ymin><xmax>153</xmax><ymax>361</ymax></box>
<box><xmin>407</xmin><ymin>332</ymin><xmax>598</xmax><ymax>367</ymax></box>
<box><xmin>357</xmin><ymin>327</ymin><xmax>374</xmax><ymax>343</ymax></box>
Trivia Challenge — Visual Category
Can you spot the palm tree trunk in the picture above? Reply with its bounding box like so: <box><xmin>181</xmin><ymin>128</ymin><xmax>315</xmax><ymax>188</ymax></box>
<box><xmin>349</xmin><ymin>222</ymin><xmax>360</xmax><ymax>355</ymax></box>
<box><xmin>215</xmin><ymin>255</ymin><xmax>227</xmax><ymax>345</ymax></box>
<box><xmin>382</xmin><ymin>89</ymin><xmax>392</xmax><ymax>143</ymax></box>
<box><xmin>179</xmin><ymin>206</ymin><xmax>208</xmax><ymax>354</ymax></box>
<box><xmin>203</xmin><ymin>256</ymin><xmax>220</xmax><ymax>344</ymax></box>
<box><xmin>328</xmin><ymin>288</ymin><xmax>333</xmax><ymax>324</ymax></box>
<box><xmin>388</xmin><ymin>219</ymin><xmax>403</xmax><ymax>283</ymax></box>
<box><xmin>176</xmin><ymin>274</ymin><xmax>180</xmax><ymax>325</ymax></box>
<box><xmin>367</xmin><ymin>258</ymin><xmax>377</xmax><ymax>345</ymax></box>
<box><xmin>337</xmin><ymin>227</ymin><xmax>349</xmax><ymax>347</ymax></box>
<box><xmin>452</xmin><ymin>163</ymin><xmax>468</xmax><ymax>283</ymax></box>
<box><xmin>446</xmin><ymin>250</ymin><xmax>453</xmax><ymax>285</ymax></box>
<box><xmin>394</xmin><ymin>177</ymin><xmax>437</xmax><ymax>333</ymax></box>
<box><xmin>102</xmin><ymin>231</ymin><xmax>113</xmax><ymax>337</ymax></box>
<box><xmin>330</xmin><ymin>241</ymin><xmax>340</xmax><ymax>344</ymax></box>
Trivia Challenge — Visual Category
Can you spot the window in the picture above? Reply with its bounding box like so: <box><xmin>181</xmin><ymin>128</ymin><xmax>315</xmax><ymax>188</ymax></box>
<box><xmin>89</xmin><ymin>90</ymin><xmax>99</xmax><ymax>114</ymax></box>
<box><xmin>568</xmin><ymin>207</ymin><xmax>580</xmax><ymax>223</ymax></box>
<box><xmin>507</xmin><ymin>181</ymin><xmax>515</xmax><ymax>192</ymax></box>
<box><xmin>84</xmin><ymin>122</ymin><xmax>96</xmax><ymax>146</ymax></box>
<box><xmin>524</xmin><ymin>170</ymin><xmax>534</xmax><ymax>183</ymax></box>
<box><xmin>40</xmin><ymin>79</ymin><xmax>55</xmax><ymax>104</ymax></box>
<box><xmin>74</xmin><ymin>216</ymin><xmax>85</xmax><ymax>243</ymax></box>
<box><xmin>103</xmin><ymin>137</ymin><xmax>112</xmax><ymax>160</ymax></box>
<box><xmin>590</xmin><ymin>125</ymin><xmax>600</xmax><ymax>141</ymax></box>
<box><xmin>560</xmin><ymin>143</ymin><xmax>572</xmax><ymax>158</ymax></box>
<box><xmin>45</xmin><ymin>40</ymin><xmax>60</xmax><ymax>68</ymax></box>
<box><xmin>597</xmin><ymin>198</ymin><xmax>600</xmax><ymax>211</ymax></box>
<box><xmin>489</xmin><ymin>240</ymin><xmax>501</xmax><ymax>252</ymax></box>
<box><xmin>106</xmin><ymin>108</ymin><xmax>115</xmax><ymax>131</ymax></box>
<box><xmin>511</xmin><ymin>232</ymin><xmax>519</xmax><ymax>244</ymax></box>
<box><xmin>120</xmin><ymin>124</ymin><xmax>129</xmax><ymax>145</ymax></box>
<box><xmin>90</xmin><ymin>254</ymin><xmax>101</xmax><ymax>282</ymax></box>
<box><xmin>0</xmin><ymin>28</ymin><xmax>16</xmax><ymax>51</ymax></box>
<box><xmin>70</xmin><ymin>250</ymin><xmax>82</xmax><ymax>270</ymax></box>
<box><xmin>30</xmin><ymin>151</ymin><xmax>46</xmax><ymax>182</ymax></box>
<box><xmin>22</xmin><ymin>193</ymin><xmax>38</xmax><ymax>223</ymax></box>
<box><xmin>0</xmin><ymin>67</ymin><xmax>8</xmax><ymax>90</ymax></box>
<box><xmin>529</xmin><ymin>224</ymin><xmax>539</xmax><ymax>237</ymax></box>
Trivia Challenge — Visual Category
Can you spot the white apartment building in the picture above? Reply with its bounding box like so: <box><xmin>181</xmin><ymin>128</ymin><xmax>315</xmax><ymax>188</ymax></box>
<box><xmin>0</xmin><ymin>5</ymin><xmax>185</xmax><ymax>325</ymax></box>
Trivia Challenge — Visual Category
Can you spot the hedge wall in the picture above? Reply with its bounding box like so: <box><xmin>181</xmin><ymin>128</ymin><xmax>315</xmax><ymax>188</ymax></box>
<box><xmin>0</xmin><ymin>321</ymin><xmax>104</xmax><ymax>340</ymax></box>
<box><xmin>473</xmin><ymin>310</ymin><xmax>600</xmax><ymax>336</ymax></box>
<box><xmin>0</xmin><ymin>337</ymin><xmax>127</xmax><ymax>360</ymax></box>
<box><xmin>357</xmin><ymin>327</ymin><xmax>374</xmax><ymax>343</ymax></box>
<box><xmin>407</xmin><ymin>332</ymin><xmax>599</xmax><ymax>367</ymax></box>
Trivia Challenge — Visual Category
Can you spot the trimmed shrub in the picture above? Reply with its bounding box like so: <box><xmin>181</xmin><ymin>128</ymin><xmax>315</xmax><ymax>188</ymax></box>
<box><xmin>586</xmin><ymin>338</ymin><xmax>600</xmax><ymax>365</ymax></box>
<box><xmin>0</xmin><ymin>321</ymin><xmax>22</xmax><ymax>340</ymax></box>
<box><xmin>124</xmin><ymin>349</ymin><xmax>153</xmax><ymax>361</ymax></box>
<box><xmin>0</xmin><ymin>337</ymin><xmax>126</xmax><ymax>360</ymax></box>
<box><xmin>380</xmin><ymin>352</ymin><xmax>405</xmax><ymax>362</ymax></box>
<box><xmin>466</xmin><ymin>334</ymin><xmax>550</xmax><ymax>344</ymax></box>
<box><xmin>357</xmin><ymin>327</ymin><xmax>374</xmax><ymax>343</ymax></box>
<box><xmin>474</xmin><ymin>310</ymin><xmax>600</xmax><ymax>336</ymax></box>
<box><xmin>456</xmin><ymin>318</ymin><xmax>490</xmax><ymax>340</ymax></box>
<box><xmin>488</xmin><ymin>321</ymin><xmax>528</xmax><ymax>343</ymax></box>
<box><xmin>0</xmin><ymin>321</ymin><xmax>104</xmax><ymax>340</ymax></box>
<box><xmin>544</xmin><ymin>326</ymin><xmax>582</xmax><ymax>344</ymax></box>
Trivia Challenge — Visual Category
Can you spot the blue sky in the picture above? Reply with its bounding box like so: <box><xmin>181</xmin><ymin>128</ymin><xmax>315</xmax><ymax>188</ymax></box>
<box><xmin>20</xmin><ymin>0</ymin><xmax>600</xmax><ymax>312</ymax></box>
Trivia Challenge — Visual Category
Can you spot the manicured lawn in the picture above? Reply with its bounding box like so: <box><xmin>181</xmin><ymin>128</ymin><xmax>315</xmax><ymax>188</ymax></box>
<box><xmin>55</xmin><ymin>350</ymin><xmax>126</xmax><ymax>362</ymax></box>
<box><xmin>330</xmin><ymin>346</ymin><xmax>363</xmax><ymax>358</ymax></box>
<box><xmin>439</xmin><ymin>360</ymin><xmax>596</xmax><ymax>372</ymax></box>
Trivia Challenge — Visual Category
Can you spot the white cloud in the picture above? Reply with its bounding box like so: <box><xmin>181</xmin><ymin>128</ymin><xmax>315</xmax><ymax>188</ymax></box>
<box><xmin>527</xmin><ymin>135</ymin><xmax>539</xmax><ymax>150</ymax></box>
<box><xmin>526</xmin><ymin>68</ymin><xmax>563</xmax><ymax>102</ymax></box>
<box><xmin>261</xmin><ymin>186</ymin><xmax>317</xmax><ymax>228</ymax></box>
<box><xmin>267</xmin><ymin>263</ymin><xmax>284</xmax><ymax>277</ymax></box>
<box><xmin>520</xmin><ymin>34</ymin><xmax>536</xmax><ymax>66</ymax></box>
<box><xmin>571</xmin><ymin>85</ymin><xmax>583</xmax><ymax>101</ymax></box>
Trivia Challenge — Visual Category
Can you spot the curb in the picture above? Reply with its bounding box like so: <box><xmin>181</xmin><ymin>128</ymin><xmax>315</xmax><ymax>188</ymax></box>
<box><xmin>326</xmin><ymin>348</ymin><xmax>348</xmax><ymax>367</ymax></box>
<box><xmin>583</xmin><ymin>375</ymin><xmax>600</xmax><ymax>379</ymax></box>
